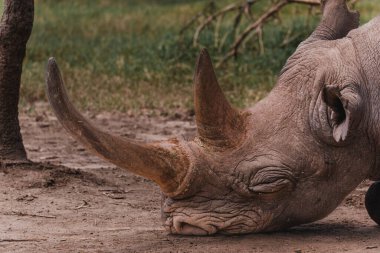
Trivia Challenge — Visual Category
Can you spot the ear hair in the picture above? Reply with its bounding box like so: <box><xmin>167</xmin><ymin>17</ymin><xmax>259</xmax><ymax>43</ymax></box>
<box><xmin>322</xmin><ymin>84</ymin><xmax>363</xmax><ymax>143</ymax></box>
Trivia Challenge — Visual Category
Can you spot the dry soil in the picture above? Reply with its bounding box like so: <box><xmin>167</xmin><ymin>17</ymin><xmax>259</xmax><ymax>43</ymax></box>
<box><xmin>0</xmin><ymin>103</ymin><xmax>379</xmax><ymax>253</ymax></box>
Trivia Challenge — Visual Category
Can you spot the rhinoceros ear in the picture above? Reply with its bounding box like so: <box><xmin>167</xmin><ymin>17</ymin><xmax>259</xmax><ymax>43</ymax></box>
<box><xmin>322</xmin><ymin>84</ymin><xmax>363</xmax><ymax>143</ymax></box>
<box><xmin>306</xmin><ymin>0</ymin><xmax>359</xmax><ymax>43</ymax></box>
<box><xmin>193</xmin><ymin>49</ymin><xmax>246</xmax><ymax>149</ymax></box>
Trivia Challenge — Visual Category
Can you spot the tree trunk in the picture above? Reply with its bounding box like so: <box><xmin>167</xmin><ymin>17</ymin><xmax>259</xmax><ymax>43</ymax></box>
<box><xmin>0</xmin><ymin>0</ymin><xmax>34</xmax><ymax>162</ymax></box>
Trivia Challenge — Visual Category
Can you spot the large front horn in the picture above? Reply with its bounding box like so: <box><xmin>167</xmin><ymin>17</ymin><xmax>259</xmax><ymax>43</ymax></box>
<box><xmin>194</xmin><ymin>49</ymin><xmax>246</xmax><ymax>149</ymax></box>
<box><xmin>46</xmin><ymin>58</ymin><xmax>192</xmax><ymax>195</ymax></box>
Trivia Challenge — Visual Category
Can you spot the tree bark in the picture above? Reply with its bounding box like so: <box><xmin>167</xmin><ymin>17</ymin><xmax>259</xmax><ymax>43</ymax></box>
<box><xmin>0</xmin><ymin>0</ymin><xmax>34</xmax><ymax>162</ymax></box>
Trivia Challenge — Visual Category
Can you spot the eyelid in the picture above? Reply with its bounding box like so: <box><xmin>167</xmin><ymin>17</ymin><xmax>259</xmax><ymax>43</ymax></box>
<box><xmin>248</xmin><ymin>167</ymin><xmax>295</xmax><ymax>194</ymax></box>
<box><xmin>249</xmin><ymin>178</ymin><xmax>292</xmax><ymax>194</ymax></box>
<box><xmin>251</xmin><ymin>167</ymin><xmax>294</xmax><ymax>184</ymax></box>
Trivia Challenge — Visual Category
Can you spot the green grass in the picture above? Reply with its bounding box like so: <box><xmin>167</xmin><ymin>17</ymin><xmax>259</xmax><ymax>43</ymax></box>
<box><xmin>10</xmin><ymin>0</ymin><xmax>380</xmax><ymax>113</ymax></box>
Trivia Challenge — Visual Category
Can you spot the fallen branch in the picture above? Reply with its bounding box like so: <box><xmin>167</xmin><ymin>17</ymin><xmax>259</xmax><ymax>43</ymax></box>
<box><xmin>100</xmin><ymin>226</ymin><xmax>164</xmax><ymax>232</ymax></box>
<box><xmin>102</xmin><ymin>192</ymin><xmax>126</xmax><ymax>199</ymax></box>
<box><xmin>4</xmin><ymin>211</ymin><xmax>56</xmax><ymax>219</ymax></box>
<box><xmin>0</xmin><ymin>238</ymin><xmax>47</xmax><ymax>243</ymax></box>
<box><xmin>73</xmin><ymin>200</ymin><xmax>90</xmax><ymax>210</ymax></box>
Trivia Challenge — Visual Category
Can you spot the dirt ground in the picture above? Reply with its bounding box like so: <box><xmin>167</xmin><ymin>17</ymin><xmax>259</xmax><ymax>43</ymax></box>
<box><xmin>0</xmin><ymin>103</ymin><xmax>379</xmax><ymax>253</ymax></box>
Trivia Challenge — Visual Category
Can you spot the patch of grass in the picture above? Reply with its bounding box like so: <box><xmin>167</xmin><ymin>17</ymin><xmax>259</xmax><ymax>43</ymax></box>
<box><xmin>19</xmin><ymin>0</ymin><xmax>380</xmax><ymax>113</ymax></box>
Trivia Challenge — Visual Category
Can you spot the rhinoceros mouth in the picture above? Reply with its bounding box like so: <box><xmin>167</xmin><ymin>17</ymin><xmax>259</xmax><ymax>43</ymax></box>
<box><xmin>171</xmin><ymin>220</ymin><xmax>213</xmax><ymax>236</ymax></box>
<box><xmin>163</xmin><ymin>215</ymin><xmax>218</xmax><ymax>235</ymax></box>
<box><xmin>162</xmin><ymin>205</ymin><xmax>273</xmax><ymax>235</ymax></box>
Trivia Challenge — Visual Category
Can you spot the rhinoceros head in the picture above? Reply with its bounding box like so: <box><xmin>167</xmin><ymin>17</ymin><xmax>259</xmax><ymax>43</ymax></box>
<box><xmin>46</xmin><ymin>0</ymin><xmax>380</xmax><ymax>235</ymax></box>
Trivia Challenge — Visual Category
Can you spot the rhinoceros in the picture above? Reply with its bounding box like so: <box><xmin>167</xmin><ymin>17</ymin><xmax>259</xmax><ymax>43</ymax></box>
<box><xmin>45</xmin><ymin>0</ymin><xmax>380</xmax><ymax>235</ymax></box>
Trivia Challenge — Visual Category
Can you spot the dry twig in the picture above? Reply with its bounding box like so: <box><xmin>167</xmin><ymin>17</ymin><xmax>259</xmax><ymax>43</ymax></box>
<box><xmin>4</xmin><ymin>211</ymin><xmax>56</xmax><ymax>219</ymax></box>
<box><xmin>0</xmin><ymin>238</ymin><xmax>47</xmax><ymax>243</ymax></box>
<box><xmin>193</xmin><ymin>4</ymin><xmax>240</xmax><ymax>47</ymax></box>
<box><xmin>217</xmin><ymin>0</ymin><xmax>285</xmax><ymax>66</ymax></box>
<box><xmin>73</xmin><ymin>200</ymin><xmax>90</xmax><ymax>210</ymax></box>
<box><xmin>288</xmin><ymin>0</ymin><xmax>319</xmax><ymax>4</ymax></box>
<box><xmin>180</xmin><ymin>2</ymin><xmax>216</xmax><ymax>34</ymax></box>
<box><xmin>184</xmin><ymin>0</ymin><xmax>360</xmax><ymax>67</ymax></box>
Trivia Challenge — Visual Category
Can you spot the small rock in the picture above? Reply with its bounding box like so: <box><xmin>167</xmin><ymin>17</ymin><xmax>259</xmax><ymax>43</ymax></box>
<box><xmin>16</xmin><ymin>194</ymin><xmax>37</xmax><ymax>202</ymax></box>
<box><xmin>43</xmin><ymin>179</ymin><xmax>56</xmax><ymax>187</ymax></box>
<box><xmin>35</xmin><ymin>115</ymin><xmax>44</xmax><ymax>122</ymax></box>
<box><xmin>38</xmin><ymin>123</ymin><xmax>50</xmax><ymax>128</ymax></box>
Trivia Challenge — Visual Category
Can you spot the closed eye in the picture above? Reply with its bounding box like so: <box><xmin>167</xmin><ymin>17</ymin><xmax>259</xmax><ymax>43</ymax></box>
<box><xmin>248</xmin><ymin>167</ymin><xmax>295</xmax><ymax>194</ymax></box>
<box><xmin>249</xmin><ymin>178</ymin><xmax>293</xmax><ymax>194</ymax></box>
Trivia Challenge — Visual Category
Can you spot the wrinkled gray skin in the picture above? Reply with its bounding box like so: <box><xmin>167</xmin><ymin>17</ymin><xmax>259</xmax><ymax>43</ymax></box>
<box><xmin>46</xmin><ymin>0</ymin><xmax>380</xmax><ymax>236</ymax></box>
<box><xmin>161</xmin><ymin>6</ymin><xmax>380</xmax><ymax>234</ymax></box>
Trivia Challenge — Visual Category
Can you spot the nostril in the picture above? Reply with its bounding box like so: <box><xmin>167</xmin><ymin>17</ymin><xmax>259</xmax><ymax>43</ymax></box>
<box><xmin>174</xmin><ymin>220</ymin><xmax>208</xmax><ymax>236</ymax></box>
